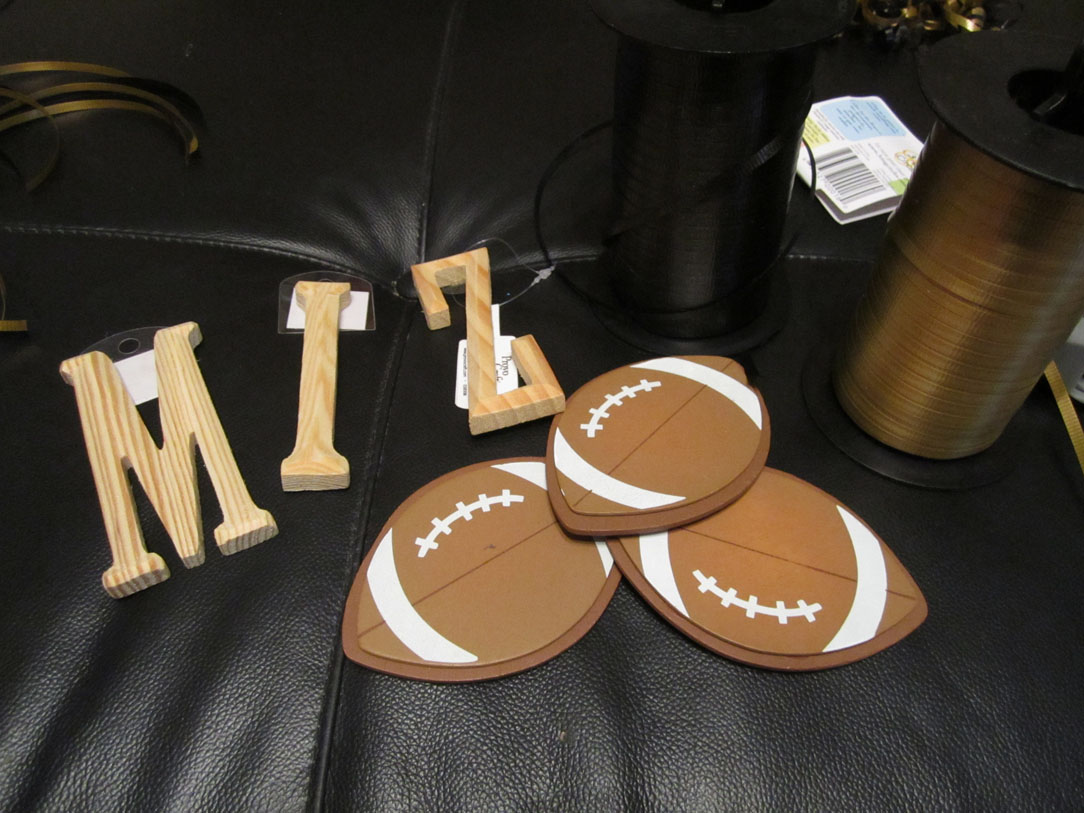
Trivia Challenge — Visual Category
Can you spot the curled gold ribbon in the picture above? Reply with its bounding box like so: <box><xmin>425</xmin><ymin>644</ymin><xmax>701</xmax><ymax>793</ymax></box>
<box><xmin>0</xmin><ymin>87</ymin><xmax>59</xmax><ymax>190</ymax></box>
<box><xmin>0</xmin><ymin>87</ymin><xmax>199</xmax><ymax>155</ymax></box>
<box><xmin>0</xmin><ymin>61</ymin><xmax>130</xmax><ymax>79</ymax></box>
<box><xmin>1045</xmin><ymin>362</ymin><xmax>1084</xmax><ymax>478</ymax></box>
<box><xmin>860</xmin><ymin>0</ymin><xmax>921</xmax><ymax>30</ymax></box>
<box><xmin>942</xmin><ymin>0</ymin><xmax>985</xmax><ymax>30</ymax></box>
<box><xmin>0</xmin><ymin>61</ymin><xmax>201</xmax><ymax>190</ymax></box>
<box><xmin>0</xmin><ymin>272</ymin><xmax>28</xmax><ymax>332</ymax></box>
<box><xmin>857</xmin><ymin>0</ymin><xmax>995</xmax><ymax>36</ymax></box>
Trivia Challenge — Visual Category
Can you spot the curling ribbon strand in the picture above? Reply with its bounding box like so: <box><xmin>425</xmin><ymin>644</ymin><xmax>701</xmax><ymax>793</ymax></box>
<box><xmin>0</xmin><ymin>61</ymin><xmax>202</xmax><ymax>189</ymax></box>
<box><xmin>1044</xmin><ymin>362</ymin><xmax>1084</xmax><ymax>478</ymax></box>
<box><xmin>0</xmin><ymin>272</ymin><xmax>28</xmax><ymax>332</ymax></box>
<box><xmin>0</xmin><ymin>87</ymin><xmax>59</xmax><ymax>190</ymax></box>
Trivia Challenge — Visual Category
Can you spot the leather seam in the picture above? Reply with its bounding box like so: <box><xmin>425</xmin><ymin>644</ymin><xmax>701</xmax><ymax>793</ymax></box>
<box><xmin>787</xmin><ymin>253</ymin><xmax>871</xmax><ymax>264</ymax></box>
<box><xmin>0</xmin><ymin>221</ymin><xmax>388</xmax><ymax>287</ymax></box>
<box><xmin>415</xmin><ymin>0</ymin><xmax>467</xmax><ymax>265</ymax></box>
<box><xmin>309</xmin><ymin>303</ymin><xmax>415</xmax><ymax>812</ymax></box>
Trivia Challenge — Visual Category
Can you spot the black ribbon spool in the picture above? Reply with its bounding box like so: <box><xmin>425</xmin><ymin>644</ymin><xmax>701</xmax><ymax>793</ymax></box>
<box><xmin>592</xmin><ymin>0</ymin><xmax>853</xmax><ymax>340</ymax></box>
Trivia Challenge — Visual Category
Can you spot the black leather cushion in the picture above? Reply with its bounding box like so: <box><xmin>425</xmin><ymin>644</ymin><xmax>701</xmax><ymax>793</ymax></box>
<box><xmin>327</xmin><ymin>258</ymin><xmax>1084</xmax><ymax>810</ymax></box>
<box><xmin>0</xmin><ymin>0</ymin><xmax>461</xmax><ymax>282</ymax></box>
<box><xmin>420</xmin><ymin>0</ymin><xmax>615</xmax><ymax>266</ymax></box>
<box><xmin>0</xmin><ymin>235</ymin><xmax>412</xmax><ymax>809</ymax></box>
<box><xmin>2</xmin><ymin>0</ymin><xmax>1084</xmax><ymax>809</ymax></box>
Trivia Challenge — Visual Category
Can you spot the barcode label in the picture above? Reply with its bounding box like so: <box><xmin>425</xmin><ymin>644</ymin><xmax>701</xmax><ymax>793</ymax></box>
<box><xmin>816</xmin><ymin>146</ymin><xmax>891</xmax><ymax>206</ymax></box>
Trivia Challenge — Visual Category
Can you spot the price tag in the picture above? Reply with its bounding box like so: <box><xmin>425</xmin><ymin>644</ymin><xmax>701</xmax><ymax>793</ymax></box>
<box><xmin>454</xmin><ymin>305</ymin><xmax>519</xmax><ymax>408</ymax></box>
<box><xmin>796</xmin><ymin>96</ymin><xmax>924</xmax><ymax>224</ymax></box>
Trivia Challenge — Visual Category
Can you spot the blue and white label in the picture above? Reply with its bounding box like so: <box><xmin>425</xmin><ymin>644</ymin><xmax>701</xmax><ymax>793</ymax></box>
<box><xmin>815</xmin><ymin>97</ymin><xmax>908</xmax><ymax>141</ymax></box>
<box><xmin>796</xmin><ymin>96</ymin><xmax>923</xmax><ymax>224</ymax></box>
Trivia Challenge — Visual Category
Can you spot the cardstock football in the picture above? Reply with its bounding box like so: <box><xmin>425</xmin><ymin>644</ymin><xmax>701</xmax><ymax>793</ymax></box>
<box><xmin>342</xmin><ymin>458</ymin><xmax>620</xmax><ymax>681</ymax></box>
<box><xmin>609</xmin><ymin>468</ymin><xmax>927</xmax><ymax>670</ymax></box>
<box><xmin>546</xmin><ymin>355</ymin><xmax>769</xmax><ymax>536</ymax></box>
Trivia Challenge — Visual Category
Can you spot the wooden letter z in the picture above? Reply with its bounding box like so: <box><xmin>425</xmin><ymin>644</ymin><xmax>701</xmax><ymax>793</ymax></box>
<box><xmin>60</xmin><ymin>322</ymin><xmax>278</xmax><ymax>598</ymax></box>
<box><xmin>411</xmin><ymin>247</ymin><xmax>565</xmax><ymax>435</ymax></box>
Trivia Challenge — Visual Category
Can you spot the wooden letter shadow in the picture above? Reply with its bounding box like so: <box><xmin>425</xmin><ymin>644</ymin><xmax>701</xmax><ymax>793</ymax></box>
<box><xmin>411</xmin><ymin>247</ymin><xmax>564</xmax><ymax>435</ymax></box>
<box><xmin>60</xmin><ymin>322</ymin><xmax>278</xmax><ymax>598</ymax></box>
<box><xmin>281</xmin><ymin>281</ymin><xmax>350</xmax><ymax>491</ymax></box>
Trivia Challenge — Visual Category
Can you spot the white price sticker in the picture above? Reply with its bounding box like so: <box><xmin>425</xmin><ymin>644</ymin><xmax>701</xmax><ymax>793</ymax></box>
<box><xmin>454</xmin><ymin>305</ymin><xmax>520</xmax><ymax>409</ymax></box>
<box><xmin>114</xmin><ymin>350</ymin><xmax>159</xmax><ymax>405</ymax></box>
<box><xmin>286</xmin><ymin>290</ymin><xmax>371</xmax><ymax>330</ymax></box>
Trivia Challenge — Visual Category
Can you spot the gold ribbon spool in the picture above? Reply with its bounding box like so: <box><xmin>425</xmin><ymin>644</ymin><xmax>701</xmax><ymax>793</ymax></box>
<box><xmin>834</xmin><ymin>123</ymin><xmax>1084</xmax><ymax>460</ymax></box>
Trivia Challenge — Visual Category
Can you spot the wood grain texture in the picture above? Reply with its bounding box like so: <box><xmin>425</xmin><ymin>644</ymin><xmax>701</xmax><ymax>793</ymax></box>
<box><xmin>412</xmin><ymin>250</ymin><xmax>477</xmax><ymax>330</ymax></box>
<box><xmin>411</xmin><ymin>248</ymin><xmax>564</xmax><ymax>435</ymax></box>
<box><xmin>60</xmin><ymin>322</ymin><xmax>278</xmax><ymax>598</ymax></box>
<box><xmin>281</xmin><ymin>281</ymin><xmax>351</xmax><ymax>491</ymax></box>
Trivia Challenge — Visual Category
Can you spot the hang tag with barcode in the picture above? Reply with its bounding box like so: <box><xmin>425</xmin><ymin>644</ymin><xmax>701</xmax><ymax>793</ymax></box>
<box><xmin>796</xmin><ymin>96</ymin><xmax>923</xmax><ymax>225</ymax></box>
<box><xmin>454</xmin><ymin>305</ymin><xmax>519</xmax><ymax>408</ymax></box>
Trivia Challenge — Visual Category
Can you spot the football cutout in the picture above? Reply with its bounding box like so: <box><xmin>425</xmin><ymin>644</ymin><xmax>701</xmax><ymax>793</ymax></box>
<box><xmin>546</xmin><ymin>355</ymin><xmax>769</xmax><ymax>536</ymax></box>
<box><xmin>609</xmin><ymin>468</ymin><xmax>927</xmax><ymax>670</ymax></box>
<box><xmin>342</xmin><ymin>458</ymin><xmax>620</xmax><ymax>681</ymax></box>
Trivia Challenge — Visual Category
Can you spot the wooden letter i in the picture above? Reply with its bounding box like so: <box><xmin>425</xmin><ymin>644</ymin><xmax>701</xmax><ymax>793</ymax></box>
<box><xmin>281</xmin><ymin>281</ymin><xmax>351</xmax><ymax>491</ymax></box>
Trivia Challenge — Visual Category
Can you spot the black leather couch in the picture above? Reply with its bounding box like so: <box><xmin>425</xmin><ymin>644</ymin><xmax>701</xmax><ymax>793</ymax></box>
<box><xmin>3</xmin><ymin>1</ymin><xmax>1083</xmax><ymax>809</ymax></box>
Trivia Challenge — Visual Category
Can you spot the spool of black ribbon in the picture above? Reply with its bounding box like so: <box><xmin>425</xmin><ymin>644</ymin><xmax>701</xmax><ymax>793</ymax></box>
<box><xmin>592</xmin><ymin>0</ymin><xmax>853</xmax><ymax>339</ymax></box>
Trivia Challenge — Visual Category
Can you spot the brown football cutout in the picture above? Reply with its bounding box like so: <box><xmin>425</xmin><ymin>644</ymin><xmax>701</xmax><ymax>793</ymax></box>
<box><xmin>609</xmin><ymin>468</ymin><xmax>927</xmax><ymax>670</ymax></box>
<box><xmin>546</xmin><ymin>355</ymin><xmax>769</xmax><ymax>536</ymax></box>
<box><xmin>342</xmin><ymin>458</ymin><xmax>620</xmax><ymax>681</ymax></box>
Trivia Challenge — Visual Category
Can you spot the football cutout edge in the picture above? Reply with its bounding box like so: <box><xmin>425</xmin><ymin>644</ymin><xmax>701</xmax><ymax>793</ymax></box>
<box><xmin>342</xmin><ymin>458</ymin><xmax>621</xmax><ymax>682</ymax></box>
<box><xmin>607</xmin><ymin>469</ymin><xmax>928</xmax><ymax>671</ymax></box>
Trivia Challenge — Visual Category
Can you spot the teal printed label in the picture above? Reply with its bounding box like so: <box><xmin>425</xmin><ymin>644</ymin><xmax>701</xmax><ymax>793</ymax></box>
<box><xmin>817</xmin><ymin>97</ymin><xmax>908</xmax><ymax>141</ymax></box>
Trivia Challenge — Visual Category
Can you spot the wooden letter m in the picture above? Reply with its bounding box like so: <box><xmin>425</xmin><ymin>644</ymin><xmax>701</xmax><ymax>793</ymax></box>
<box><xmin>60</xmin><ymin>322</ymin><xmax>277</xmax><ymax>598</ymax></box>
